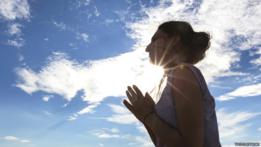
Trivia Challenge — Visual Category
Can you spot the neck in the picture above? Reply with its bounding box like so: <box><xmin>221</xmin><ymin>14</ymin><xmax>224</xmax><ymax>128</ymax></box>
<box><xmin>162</xmin><ymin>53</ymin><xmax>187</xmax><ymax>75</ymax></box>
<box><xmin>163</xmin><ymin>63</ymin><xmax>178</xmax><ymax>75</ymax></box>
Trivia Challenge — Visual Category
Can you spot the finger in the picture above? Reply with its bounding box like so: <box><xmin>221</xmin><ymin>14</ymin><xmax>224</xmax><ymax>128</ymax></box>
<box><xmin>127</xmin><ymin>86</ymin><xmax>138</xmax><ymax>100</ymax></box>
<box><xmin>126</xmin><ymin>90</ymin><xmax>136</xmax><ymax>104</ymax></box>
<box><xmin>132</xmin><ymin>85</ymin><xmax>143</xmax><ymax>98</ymax></box>
<box><xmin>145</xmin><ymin>92</ymin><xmax>154</xmax><ymax>101</ymax></box>
<box><xmin>123</xmin><ymin>99</ymin><xmax>134</xmax><ymax>113</ymax></box>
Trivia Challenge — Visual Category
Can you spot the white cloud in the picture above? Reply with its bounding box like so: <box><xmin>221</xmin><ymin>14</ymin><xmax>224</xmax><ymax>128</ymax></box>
<box><xmin>92</xmin><ymin>128</ymin><xmax>120</xmax><ymax>139</ymax></box>
<box><xmin>106</xmin><ymin>103</ymin><xmax>138</xmax><ymax>125</ymax></box>
<box><xmin>43</xmin><ymin>110</ymin><xmax>53</xmax><ymax>116</ymax></box>
<box><xmin>67</xmin><ymin>115</ymin><xmax>77</xmax><ymax>121</ymax></box>
<box><xmin>119</xmin><ymin>0</ymin><xmax>260</xmax><ymax>85</ymax></box>
<box><xmin>217</xmin><ymin>83</ymin><xmax>261</xmax><ymax>101</ymax></box>
<box><xmin>67</xmin><ymin>103</ymin><xmax>100</xmax><ymax>121</ymax></box>
<box><xmin>42</xmin><ymin>95</ymin><xmax>53</xmax><ymax>102</ymax></box>
<box><xmin>8</xmin><ymin>23</ymin><xmax>22</xmax><ymax>36</ymax></box>
<box><xmin>77</xmin><ymin>33</ymin><xmax>89</xmax><ymax>43</ymax></box>
<box><xmin>16</xmin><ymin>52</ymin><xmax>87</xmax><ymax>101</ymax></box>
<box><xmin>7</xmin><ymin>37</ymin><xmax>25</xmax><ymax>48</ymax></box>
<box><xmin>0</xmin><ymin>0</ymin><xmax>30</xmax><ymax>20</ymax></box>
<box><xmin>15</xmin><ymin>0</ymin><xmax>260</xmax><ymax>124</ymax></box>
<box><xmin>16</xmin><ymin>51</ymin><xmax>164</xmax><ymax>118</ymax></box>
<box><xmin>105</xmin><ymin>106</ymin><xmax>260</xmax><ymax>146</ymax></box>
<box><xmin>4</xmin><ymin>136</ymin><xmax>18</xmax><ymax>141</ymax></box>
<box><xmin>3</xmin><ymin>136</ymin><xmax>31</xmax><ymax>143</ymax></box>
<box><xmin>107</xmin><ymin>103</ymin><xmax>129</xmax><ymax>114</ymax></box>
<box><xmin>234</xmin><ymin>73</ymin><xmax>261</xmax><ymax>85</ymax></box>
<box><xmin>6</xmin><ymin>20</ymin><xmax>25</xmax><ymax>49</ymax></box>
<box><xmin>77</xmin><ymin>103</ymin><xmax>99</xmax><ymax>115</ymax></box>
<box><xmin>217</xmin><ymin>109</ymin><xmax>260</xmax><ymax>143</ymax></box>
<box><xmin>250</xmin><ymin>55</ymin><xmax>261</xmax><ymax>67</ymax></box>
<box><xmin>90</xmin><ymin>127</ymin><xmax>153</xmax><ymax>147</ymax></box>
<box><xmin>53</xmin><ymin>21</ymin><xmax>66</xmax><ymax>30</ymax></box>
<box><xmin>20</xmin><ymin>139</ymin><xmax>30</xmax><ymax>143</ymax></box>
<box><xmin>104</xmin><ymin>19</ymin><xmax>118</xmax><ymax>25</ymax></box>
<box><xmin>93</xmin><ymin>6</ymin><xmax>100</xmax><ymax>17</ymax></box>
<box><xmin>18</xmin><ymin>54</ymin><xmax>24</xmax><ymax>62</ymax></box>
<box><xmin>103</xmin><ymin>104</ymin><xmax>153</xmax><ymax>146</ymax></box>
<box><xmin>75</xmin><ymin>0</ymin><xmax>91</xmax><ymax>8</ymax></box>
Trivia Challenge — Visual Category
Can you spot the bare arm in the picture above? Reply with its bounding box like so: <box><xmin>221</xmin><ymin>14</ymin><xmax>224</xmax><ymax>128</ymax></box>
<box><xmin>144</xmin><ymin>123</ymin><xmax>157</xmax><ymax>146</ymax></box>
<box><xmin>170</xmin><ymin>64</ymin><xmax>204</xmax><ymax>147</ymax></box>
<box><xmin>144</xmin><ymin>112</ymin><xmax>184</xmax><ymax>146</ymax></box>
<box><xmin>144</xmin><ymin>64</ymin><xmax>204</xmax><ymax>147</ymax></box>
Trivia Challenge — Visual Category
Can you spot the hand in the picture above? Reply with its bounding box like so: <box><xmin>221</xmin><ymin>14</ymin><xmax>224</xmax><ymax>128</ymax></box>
<box><xmin>123</xmin><ymin>85</ymin><xmax>155</xmax><ymax>123</ymax></box>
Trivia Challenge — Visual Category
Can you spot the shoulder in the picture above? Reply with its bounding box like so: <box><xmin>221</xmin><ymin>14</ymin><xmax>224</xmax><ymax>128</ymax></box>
<box><xmin>171</xmin><ymin>63</ymin><xmax>199</xmax><ymax>86</ymax></box>
<box><xmin>171</xmin><ymin>64</ymin><xmax>205</xmax><ymax>147</ymax></box>
<box><xmin>170</xmin><ymin>63</ymin><xmax>202</xmax><ymax>102</ymax></box>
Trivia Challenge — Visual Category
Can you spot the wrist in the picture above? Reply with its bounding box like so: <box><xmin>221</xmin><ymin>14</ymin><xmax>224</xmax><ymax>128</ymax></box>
<box><xmin>142</xmin><ymin>110</ymin><xmax>155</xmax><ymax>124</ymax></box>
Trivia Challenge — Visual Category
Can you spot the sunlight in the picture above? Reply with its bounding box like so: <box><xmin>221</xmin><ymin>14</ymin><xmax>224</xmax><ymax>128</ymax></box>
<box><xmin>134</xmin><ymin>62</ymin><xmax>167</xmax><ymax>102</ymax></box>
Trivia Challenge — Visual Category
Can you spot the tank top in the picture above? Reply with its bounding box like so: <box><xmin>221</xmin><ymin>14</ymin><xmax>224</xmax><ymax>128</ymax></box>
<box><xmin>154</xmin><ymin>63</ymin><xmax>222</xmax><ymax>147</ymax></box>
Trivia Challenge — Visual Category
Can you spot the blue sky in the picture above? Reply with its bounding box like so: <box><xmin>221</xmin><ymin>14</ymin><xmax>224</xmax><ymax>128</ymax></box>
<box><xmin>0</xmin><ymin>0</ymin><xmax>261</xmax><ymax>147</ymax></box>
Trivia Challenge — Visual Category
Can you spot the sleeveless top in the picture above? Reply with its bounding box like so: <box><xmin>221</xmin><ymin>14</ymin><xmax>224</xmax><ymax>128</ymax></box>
<box><xmin>154</xmin><ymin>63</ymin><xmax>222</xmax><ymax>147</ymax></box>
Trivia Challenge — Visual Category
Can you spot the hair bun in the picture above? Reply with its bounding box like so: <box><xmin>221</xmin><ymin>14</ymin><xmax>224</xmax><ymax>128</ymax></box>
<box><xmin>158</xmin><ymin>21</ymin><xmax>211</xmax><ymax>64</ymax></box>
<box><xmin>191</xmin><ymin>32</ymin><xmax>210</xmax><ymax>52</ymax></box>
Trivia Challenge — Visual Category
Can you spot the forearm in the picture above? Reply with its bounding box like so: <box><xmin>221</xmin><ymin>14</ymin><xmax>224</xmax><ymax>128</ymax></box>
<box><xmin>144</xmin><ymin>112</ymin><xmax>183</xmax><ymax>146</ymax></box>
<box><xmin>144</xmin><ymin>123</ymin><xmax>157</xmax><ymax>146</ymax></box>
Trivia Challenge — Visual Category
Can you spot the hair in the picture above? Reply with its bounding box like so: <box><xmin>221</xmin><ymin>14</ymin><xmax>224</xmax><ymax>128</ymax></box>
<box><xmin>158</xmin><ymin>21</ymin><xmax>211</xmax><ymax>64</ymax></box>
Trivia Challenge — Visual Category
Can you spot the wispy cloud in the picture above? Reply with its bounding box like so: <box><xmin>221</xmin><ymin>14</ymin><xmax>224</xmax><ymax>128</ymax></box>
<box><xmin>3</xmin><ymin>136</ymin><xmax>18</xmax><ymax>141</ymax></box>
<box><xmin>3</xmin><ymin>136</ymin><xmax>31</xmax><ymax>143</ymax></box>
<box><xmin>91</xmin><ymin>128</ymin><xmax>120</xmax><ymax>139</ymax></box>
<box><xmin>5</xmin><ymin>23</ymin><xmax>25</xmax><ymax>48</ymax></box>
<box><xmin>93</xmin><ymin>6</ymin><xmax>100</xmax><ymax>17</ymax></box>
<box><xmin>7</xmin><ymin>38</ymin><xmax>25</xmax><ymax>48</ymax></box>
<box><xmin>217</xmin><ymin>83</ymin><xmax>261</xmax><ymax>101</ymax></box>
<box><xmin>217</xmin><ymin>109</ymin><xmax>260</xmax><ymax>142</ymax></box>
<box><xmin>105</xmin><ymin>103</ymin><xmax>138</xmax><ymax>125</ymax></box>
<box><xmin>122</xmin><ymin>0</ymin><xmax>260</xmax><ymax>84</ymax></box>
<box><xmin>8</xmin><ymin>23</ymin><xmax>22</xmax><ymax>36</ymax></box>
<box><xmin>0</xmin><ymin>0</ymin><xmax>30</xmax><ymax>20</ymax></box>
<box><xmin>77</xmin><ymin>32</ymin><xmax>89</xmax><ymax>43</ymax></box>
<box><xmin>53</xmin><ymin>21</ymin><xmax>67</xmax><ymax>30</ymax></box>
<box><xmin>16</xmin><ymin>51</ymin><xmax>164</xmax><ymax>119</ymax></box>
<box><xmin>43</xmin><ymin>110</ymin><xmax>53</xmax><ymax>116</ymax></box>
<box><xmin>74</xmin><ymin>0</ymin><xmax>91</xmax><ymax>8</ymax></box>
<box><xmin>42</xmin><ymin>95</ymin><xmax>53</xmax><ymax>102</ymax></box>
<box><xmin>251</xmin><ymin>56</ymin><xmax>261</xmax><ymax>67</ymax></box>
<box><xmin>0</xmin><ymin>0</ymin><xmax>29</xmax><ymax>48</ymax></box>
<box><xmin>15</xmin><ymin>0</ymin><xmax>260</xmax><ymax>124</ymax></box>
<box><xmin>90</xmin><ymin>127</ymin><xmax>153</xmax><ymax>147</ymax></box>
<box><xmin>104</xmin><ymin>103</ymin><xmax>153</xmax><ymax>146</ymax></box>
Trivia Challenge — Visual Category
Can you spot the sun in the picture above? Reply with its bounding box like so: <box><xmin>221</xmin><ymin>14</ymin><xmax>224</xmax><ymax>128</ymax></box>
<box><xmin>133</xmin><ymin>62</ymin><xmax>167</xmax><ymax>102</ymax></box>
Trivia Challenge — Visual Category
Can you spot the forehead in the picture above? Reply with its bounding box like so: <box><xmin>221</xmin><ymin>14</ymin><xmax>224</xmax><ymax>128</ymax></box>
<box><xmin>151</xmin><ymin>29</ymin><xmax>168</xmax><ymax>40</ymax></box>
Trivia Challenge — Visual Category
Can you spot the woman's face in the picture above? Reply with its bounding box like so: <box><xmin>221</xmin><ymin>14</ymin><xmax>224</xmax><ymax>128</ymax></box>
<box><xmin>145</xmin><ymin>29</ymin><xmax>174</xmax><ymax>67</ymax></box>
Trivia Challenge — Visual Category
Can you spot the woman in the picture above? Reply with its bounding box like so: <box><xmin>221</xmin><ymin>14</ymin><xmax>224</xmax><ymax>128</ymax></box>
<box><xmin>123</xmin><ymin>21</ymin><xmax>222</xmax><ymax>147</ymax></box>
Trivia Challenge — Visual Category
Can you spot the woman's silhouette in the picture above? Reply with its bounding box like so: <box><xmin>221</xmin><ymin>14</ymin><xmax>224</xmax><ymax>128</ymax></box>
<box><xmin>123</xmin><ymin>21</ymin><xmax>222</xmax><ymax>147</ymax></box>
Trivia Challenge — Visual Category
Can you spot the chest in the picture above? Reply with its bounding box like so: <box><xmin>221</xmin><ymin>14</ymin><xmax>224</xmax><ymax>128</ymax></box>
<box><xmin>155</xmin><ymin>80</ymin><xmax>177</xmax><ymax>128</ymax></box>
